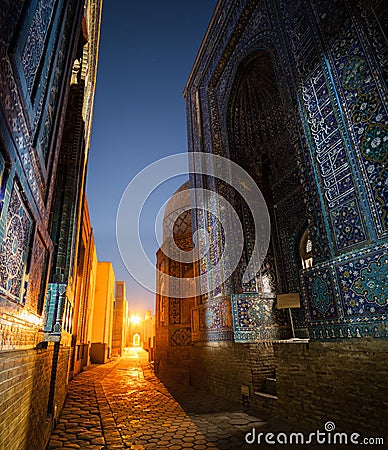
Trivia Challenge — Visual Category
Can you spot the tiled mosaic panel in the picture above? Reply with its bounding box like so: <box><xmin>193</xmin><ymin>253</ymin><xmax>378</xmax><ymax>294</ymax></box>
<box><xmin>278</xmin><ymin>0</ymin><xmax>319</xmax><ymax>80</ymax></box>
<box><xmin>301</xmin><ymin>245</ymin><xmax>388</xmax><ymax>340</ymax></box>
<box><xmin>240</xmin><ymin>202</ymin><xmax>259</xmax><ymax>293</ymax></box>
<box><xmin>281</xmin><ymin>0</ymin><xmax>387</xmax><ymax>248</ymax></box>
<box><xmin>0</xmin><ymin>0</ymin><xmax>86</xmax><ymax>354</ymax></box>
<box><xmin>0</xmin><ymin>182</ymin><xmax>33</xmax><ymax>302</ymax></box>
<box><xmin>306</xmin><ymin>317</ymin><xmax>388</xmax><ymax>340</ymax></box>
<box><xmin>302</xmin><ymin>268</ymin><xmax>339</xmax><ymax>320</ymax></box>
<box><xmin>356</xmin><ymin>0</ymin><xmax>388</xmax><ymax>81</ymax></box>
<box><xmin>44</xmin><ymin>283</ymin><xmax>63</xmax><ymax>333</ymax></box>
<box><xmin>231</xmin><ymin>293</ymin><xmax>289</xmax><ymax>342</ymax></box>
<box><xmin>308</xmin><ymin>319</ymin><xmax>387</xmax><ymax>340</ymax></box>
<box><xmin>0</xmin><ymin>153</ymin><xmax>5</xmax><ymax>215</ymax></box>
<box><xmin>11</xmin><ymin>0</ymin><xmax>65</xmax><ymax>141</ymax></box>
<box><xmin>38</xmin><ymin>24</ymin><xmax>67</xmax><ymax>159</ymax></box>
<box><xmin>275</xmin><ymin>192</ymin><xmax>309</xmax><ymax>293</ymax></box>
<box><xmin>44</xmin><ymin>282</ymin><xmax>72</xmax><ymax>338</ymax></box>
<box><xmin>330</xmin><ymin>199</ymin><xmax>368</xmax><ymax>250</ymax></box>
<box><xmin>0</xmin><ymin>0</ymin><xmax>74</xmax><ymax>217</ymax></box>
<box><xmin>197</xmin><ymin>295</ymin><xmax>234</xmax><ymax>341</ymax></box>
<box><xmin>196</xmin><ymin>205</ymin><xmax>226</xmax><ymax>297</ymax></box>
<box><xmin>311</xmin><ymin>0</ymin><xmax>388</xmax><ymax>237</ymax></box>
<box><xmin>208</xmin><ymin>204</ymin><xmax>225</xmax><ymax>297</ymax></box>
<box><xmin>299</xmin><ymin>64</ymin><xmax>367</xmax><ymax>250</ymax></box>
<box><xmin>290</xmin><ymin>307</ymin><xmax>309</xmax><ymax>338</ymax></box>
<box><xmin>337</xmin><ymin>250</ymin><xmax>387</xmax><ymax>318</ymax></box>
<box><xmin>278</xmin><ymin>0</ymin><xmax>333</xmax><ymax>265</ymax></box>
<box><xmin>169</xmin><ymin>298</ymin><xmax>181</xmax><ymax>324</ymax></box>
<box><xmin>26</xmin><ymin>232</ymin><xmax>48</xmax><ymax>314</ymax></box>
<box><xmin>0</xmin><ymin>9</ymin><xmax>29</xmax><ymax>217</ymax></box>
<box><xmin>170</xmin><ymin>328</ymin><xmax>191</xmax><ymax>346</ymax></box>
<box><xmin>21</xmin><ymin>0</ymin><xmax>56</xmax><ymax>93</ymax></box>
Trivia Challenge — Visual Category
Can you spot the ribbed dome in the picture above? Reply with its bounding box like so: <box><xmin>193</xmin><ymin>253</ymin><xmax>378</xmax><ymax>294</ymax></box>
<box><xmin>163</xmin><ymin>181</ymin><xmax>192</xmax><ymax>241</ymax></box>
<box><xmin>163</xmin><ymin>181</ymin><xmax>191</xmax><ymax>220</ymax></box>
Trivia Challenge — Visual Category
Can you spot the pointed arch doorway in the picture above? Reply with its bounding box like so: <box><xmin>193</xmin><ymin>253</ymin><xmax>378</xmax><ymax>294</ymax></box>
<box><xmin>132</xmin><ymin>333</ymin><xmax>141</xmax><ymax>347</ymax></box>
<box><xmin>227</xmin><ymin>50</ymin><xmax>309</xmax><ymax>337</ymax></box>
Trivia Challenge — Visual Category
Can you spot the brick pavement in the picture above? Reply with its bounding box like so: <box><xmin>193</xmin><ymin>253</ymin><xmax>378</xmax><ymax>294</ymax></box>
<box><xmin>47</xmin><ymin>348</ymin><xmax>355</xmax><ymax>450</ymax></box>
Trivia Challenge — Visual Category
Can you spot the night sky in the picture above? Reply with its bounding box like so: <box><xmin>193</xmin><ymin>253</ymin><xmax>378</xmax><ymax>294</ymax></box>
<box><xmin>86</xmin><ymin>1</ymin><xmax>218</xmax><ymax>314</ymax></box>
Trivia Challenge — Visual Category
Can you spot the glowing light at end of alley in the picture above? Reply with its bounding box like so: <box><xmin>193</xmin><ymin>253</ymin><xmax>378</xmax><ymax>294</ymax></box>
<box><xmin>130</xmin><ymin>314</ymin><xmax>142</xmax><ymax>325</ymax></box>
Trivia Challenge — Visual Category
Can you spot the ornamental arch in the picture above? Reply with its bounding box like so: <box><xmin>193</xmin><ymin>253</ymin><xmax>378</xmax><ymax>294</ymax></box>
<box><xmin>222</xmin><ymin>49</ymin><xmax>310</xmax><ymax>336</ymax></box>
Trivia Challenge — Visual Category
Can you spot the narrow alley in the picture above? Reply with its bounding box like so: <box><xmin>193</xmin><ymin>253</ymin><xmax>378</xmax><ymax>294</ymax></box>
<box><xmin>47</xmin><ymin>348</ymin><xmax>286</xmax><ymax>450</ymax></box>
<box><xmin>1</xmin><ymin>2</ymin><xmax>387</xmax><ymax>449</ymax></box>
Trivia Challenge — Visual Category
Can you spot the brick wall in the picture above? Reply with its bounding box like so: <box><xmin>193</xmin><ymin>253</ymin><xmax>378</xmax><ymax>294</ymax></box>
<box><xmin>0</xmin><ymin>344</ymin><xmax>70</xmax><ymax>450</ymax></box>
<box><xmin>54</xmin><ymin>346</ymin><xmax>70</xmax><ymax>421</ymax></box>
<box><xmin>191</xmin><ymin>342</ymin><xmax>275</xmax><ymax>407</ymax></box>
<box><xmin>156</xmin><ymin>346</ymin><xmax>192</xmax><ymax>385</ymax></box>
<box><xmin>274</xmin><ymin>340</ymin><xmax>388</xmax><ymax>438</ymax></box>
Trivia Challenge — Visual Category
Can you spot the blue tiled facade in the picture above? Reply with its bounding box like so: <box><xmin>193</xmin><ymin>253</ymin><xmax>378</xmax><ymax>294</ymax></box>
<box><xmin>185</xmin><ymin>0</ymin><xmax>387</xmax><ymax>342</ymax></box>
<box><xmin>0</xmin><ymin>0</ymin><xmax>84</xmax><ymax>349</ymax></box>
<box><xmin>0</xmin><ymin>1</ymin><xmax>101</xmax><ymax>447</ymax></box>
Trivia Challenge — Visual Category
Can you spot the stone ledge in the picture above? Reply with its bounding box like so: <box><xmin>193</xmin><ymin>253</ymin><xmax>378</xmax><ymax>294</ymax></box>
<box><xmin>254</xmin><ymin>391</ymin><xmax>278</xmax><ymax>400</ymax></box>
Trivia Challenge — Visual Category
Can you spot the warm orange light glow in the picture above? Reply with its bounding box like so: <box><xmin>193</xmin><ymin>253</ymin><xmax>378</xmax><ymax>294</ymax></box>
<box><xmin>130</xmin><ymin>314</ymin><xmax>142</xmax><ymax>325</ymax></box>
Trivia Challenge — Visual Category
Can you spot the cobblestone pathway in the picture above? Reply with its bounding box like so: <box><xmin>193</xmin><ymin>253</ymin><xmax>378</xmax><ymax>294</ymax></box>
<box><xmin>48</xmin><ymin>348</ymin><xmax>343</xmax><ymax>450</ymax></box>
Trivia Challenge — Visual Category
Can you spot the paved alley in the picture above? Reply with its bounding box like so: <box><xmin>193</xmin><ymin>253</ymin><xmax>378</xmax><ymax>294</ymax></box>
<box><xmin>48</xmin><ymin>348</ymin><xmax>362</xmax><ymax>450</ymax></box>
<box><xmin>47</xmin><ymin>348</ymin><xmax>284</xmax><ymax>450</ymax></box>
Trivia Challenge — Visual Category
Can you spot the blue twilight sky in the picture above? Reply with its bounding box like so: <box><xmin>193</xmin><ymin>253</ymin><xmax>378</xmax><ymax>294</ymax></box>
<box><xmin>86</xmin><ymin>1</ymin><xmax>218</xmax><ymax>314</ymax></box>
